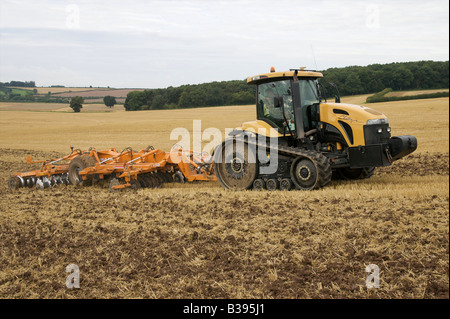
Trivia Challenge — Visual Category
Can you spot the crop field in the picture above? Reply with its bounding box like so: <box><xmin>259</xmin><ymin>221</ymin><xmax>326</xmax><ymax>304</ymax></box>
<box><xmin>51</xmin><ymin>89</ymin><xmax>145</xmax><ymax>98</ymax></box>
<box><xmin>0</xmin><ymin>97</ymin><xmax>448</xmax><ymax>299</ymax></box>
<box><xmin>386</xmin><ymin>89</ymin><xmax>449</xmax><ymax>98</ymax></box>
<box><xmin>11</xmin><ymin>87</ymin><xmax>109</xmax><ymax>94</ymax></box>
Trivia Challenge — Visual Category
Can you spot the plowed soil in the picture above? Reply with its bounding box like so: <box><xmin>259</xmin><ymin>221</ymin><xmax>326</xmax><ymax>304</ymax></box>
<box><xmin>0</xmin><ymin>148</ymin><xmax>448</xmax><ymax>299</ymax></box>
<box><xmin>0</xmin><ymin>98</ymin><xmax>448</xmax><ymax>299</ymax></box>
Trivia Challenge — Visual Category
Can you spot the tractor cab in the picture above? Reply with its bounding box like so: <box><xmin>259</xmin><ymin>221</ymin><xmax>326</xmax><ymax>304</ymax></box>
<box><xmin>246</xmin><ymin>67</ymin><xmax>324</xmax><ymax>140</ymax></box>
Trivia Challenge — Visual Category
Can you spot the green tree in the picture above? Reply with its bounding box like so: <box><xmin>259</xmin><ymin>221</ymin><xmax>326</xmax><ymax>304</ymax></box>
<box><xmin>70</xmin><ymin>96</ymin><xmax>84</xmax><ymax>112</ymax></box>
<box><xmin>344</xmin><ymin>73</ymin><xmax>364</xmax><ymax>95</ymax></box>
<box><xmin>392</xmin><ymin>66</ymin><xmax>414</xmax><ymax>90</ymax></box>
<box><xmin>124</xmin><ymin>91</ymin><xmax>146</xmax><ymax>111</ymax></box>
<box><xmin>103</xmin><ymin>95</ymin><xmax>117</xmax><ymax>108</ymax></box>
<box><xmin>231</xmin><ymin>91</ymin><xmax>254</xmax><ymax>105</ymax></box>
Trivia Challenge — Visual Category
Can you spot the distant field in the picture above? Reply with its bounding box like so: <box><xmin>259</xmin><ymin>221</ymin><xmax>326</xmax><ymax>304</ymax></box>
<box><xmin>8</xmin><ymin>87</ymin><xmax>141</xmax><ymax>101</ymax></box>
<box><xmin>52</xmin><ymin>89</ymin><xmax>145</xmax><ymax>98</ymax></box>
<box><xmin>9</xmin><ymin>87</ymin><xmax>101</xmax><ymax>94</ymax></box>
<box><xmin>0</xmin><ymin>102</ymin><xmax>124</xmax><ymax>112</ymax></box>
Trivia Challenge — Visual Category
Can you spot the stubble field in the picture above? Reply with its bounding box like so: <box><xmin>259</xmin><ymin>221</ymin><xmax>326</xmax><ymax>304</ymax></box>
<box><xmin>0</xmin><ymin>97</ymin><xmax>448</xmax><ymax>299</ymax></box>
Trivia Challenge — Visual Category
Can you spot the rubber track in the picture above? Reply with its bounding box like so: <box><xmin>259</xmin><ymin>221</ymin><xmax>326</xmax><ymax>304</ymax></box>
<box><xmin>242</xmin><ymin>140</ymin><xmax>332</xmax><ymax>189</ymax></box>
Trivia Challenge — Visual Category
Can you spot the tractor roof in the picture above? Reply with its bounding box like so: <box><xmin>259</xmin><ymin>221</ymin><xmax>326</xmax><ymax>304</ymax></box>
<box><xmin>247</xmin><ymin>67</ymin><xmax>323</xmax><ymax>85</ymax></box>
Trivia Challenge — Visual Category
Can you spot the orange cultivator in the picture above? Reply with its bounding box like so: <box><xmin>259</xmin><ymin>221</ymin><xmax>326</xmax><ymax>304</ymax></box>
<box><xmin>9</xmin><ymin>145</ymin><xmax>216</xmax><ymax>191</ymax></box>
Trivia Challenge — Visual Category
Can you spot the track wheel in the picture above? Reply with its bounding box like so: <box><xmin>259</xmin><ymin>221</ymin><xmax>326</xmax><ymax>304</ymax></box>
<box><xmin>290</xmin><ymin>153</ymin><xmax>331</xmax><ymax>190</ymax></box>
<box><xmin>266</xmin><ymin>178</ymin><xmax>279</xmax><ymax>191</ymax></box>
<box><xmin>253</xmin><ymin>179</ymin><xmax>265</xmax><ymax>191</ymax></box>
<box><xmin>279</xmin><ymin>178</ymin><xmax>293</xmax><ymax>191</ymax></box>
<box><xmin>214</xmin><ymin>140</ymin><xmax>258</xmax><ymax>190</ymax></box>
<box><xmin>68</xmin><ymin>155</ymin><xmax>97</xmax><ymax>186</ymax></box>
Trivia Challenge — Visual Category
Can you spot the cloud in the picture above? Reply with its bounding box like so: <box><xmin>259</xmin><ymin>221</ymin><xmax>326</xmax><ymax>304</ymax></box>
<box><xmin>0</xmin><ymin>0</ymin><xmax>448</xmax><ymax>87</ymax></box>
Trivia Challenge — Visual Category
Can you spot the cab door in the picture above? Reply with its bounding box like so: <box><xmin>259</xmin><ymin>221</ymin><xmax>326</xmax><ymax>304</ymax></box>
<box><xmin>256</xmin><ymin>79</ymin><xmax>295</xmax><ymax>134</ymax></box>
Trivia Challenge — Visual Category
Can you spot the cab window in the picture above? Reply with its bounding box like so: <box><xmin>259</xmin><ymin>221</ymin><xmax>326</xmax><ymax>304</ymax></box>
<box><xmin>257</xmin><ymin>80</ymin><xmax>294</xmax><ymax>132</ymax></box>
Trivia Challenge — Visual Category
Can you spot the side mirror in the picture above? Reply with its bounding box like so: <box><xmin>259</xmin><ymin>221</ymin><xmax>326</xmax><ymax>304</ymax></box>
<box><xmin>335</xmin><ymin>95</ymin><xmax>341</xmax><ymax>103</ymax></box>
<box><xmin>274</xmin><ymin>96</ymin><xmax>284</xmax><ymax>108</ymax></box>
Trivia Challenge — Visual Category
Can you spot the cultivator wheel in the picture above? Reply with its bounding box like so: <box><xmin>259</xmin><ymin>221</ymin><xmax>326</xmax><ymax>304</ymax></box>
<box><xmin>68</xmin><ymin>155</ymin><xmax>97</xmax><ymax>186</ymax></box>
<box><xmin>8</xmin><ymin>176</ymin><xmax>22</xmax><ymax>191</ymax></box>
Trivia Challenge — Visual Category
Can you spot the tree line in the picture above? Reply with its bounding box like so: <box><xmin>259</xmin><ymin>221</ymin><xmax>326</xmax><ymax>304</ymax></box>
<box><xmin>320</xmin><ymin>60</ymin><xmax>449</xmax><ymax>97</ymax></box>
<box><xmin>123</xmin><ymin>60</ymin><xmax>448</xmax><ymax>111</ymax></box>
<box><xmin>124</xmin><ymin>80</ymin><xmax>256</xmax><ymax>111</ymax></box>
<box><xmin>0</xmin><ymin>81</ymin><xmax>36</xmax><ymax>88</ymax></box>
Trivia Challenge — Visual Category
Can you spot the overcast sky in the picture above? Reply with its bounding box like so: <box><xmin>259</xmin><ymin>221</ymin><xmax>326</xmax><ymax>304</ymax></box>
<box><xmin>0</xmin><ymin>0</ymin><xmax>448</xmax><ymax>88</ymax></box>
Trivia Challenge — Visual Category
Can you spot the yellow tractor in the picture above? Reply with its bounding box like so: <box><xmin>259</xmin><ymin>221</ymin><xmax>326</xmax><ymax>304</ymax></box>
<box><xmin>214</xmin><ymin>67</ymin><xmax>418</xmax><ymax>190</ymax></box>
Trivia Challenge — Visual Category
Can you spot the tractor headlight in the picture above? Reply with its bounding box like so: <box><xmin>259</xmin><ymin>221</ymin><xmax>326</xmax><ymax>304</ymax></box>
<box><xmin>367</xmin><ymin>118</ymin><xmax>389</xmax><ymax>125</ymax></box>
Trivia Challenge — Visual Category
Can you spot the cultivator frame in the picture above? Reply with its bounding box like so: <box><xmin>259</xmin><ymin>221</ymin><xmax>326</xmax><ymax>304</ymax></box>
<box><xmin>9</xmin><ymin>145</ymin><xmax>216</xmax><ymax>191</ymax></box>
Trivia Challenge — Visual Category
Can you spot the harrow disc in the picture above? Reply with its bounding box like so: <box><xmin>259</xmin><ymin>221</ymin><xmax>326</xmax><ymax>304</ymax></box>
<box><xmin>42</xmin><ymin>177</ymin><xmax>51</xmax><ymax>188</ymax></box>
<box><xmin>143</xmin><ymin>174</ymin><xmax>155</xmax><ymax>188</ymax></box>
<box><xmin>109</xmin><ymin>178</ymin><xmax>121</xmax><ymax>192</ymax></box>
<box><xmin>162</xmin><ymin>172</ymin><xmax>173</xmax><ymax>183</ymax></box>
<box><xmin>173</xmin><ymin>171</ymin><xmax>185</xmax><ymax>184</ymax></box>
<box><xmin>130</xmin><ymin>178</ymin><xmax>141</xmax><ymax>190</ymax></box>
<box><xmin>155</xmin><ymin>173</ymin><xmax>165</xmax><ymax>185</ymax></box>
<box><xmin>138</xmin><ymin>175</ymin><xmax>150</xmax><ymax>188</ymax></box>
<box><xmin>62</xmin><ymin>173</ymin><xmax>70</xmax><ymax>185</ymax></box>
<box><xmin>153</xmin><ymin>174</ymin><xmax>162</xmax><ymax>188</ymax></box>
<box><xmin>25</xmin><ymin>177</ymin><xmax>35</xmax><ymax>188</ymax></box>
<box><xmin>35</xmin><ymin>178</ymin><xmax>44</xmax><ymax>190</ymax></box>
